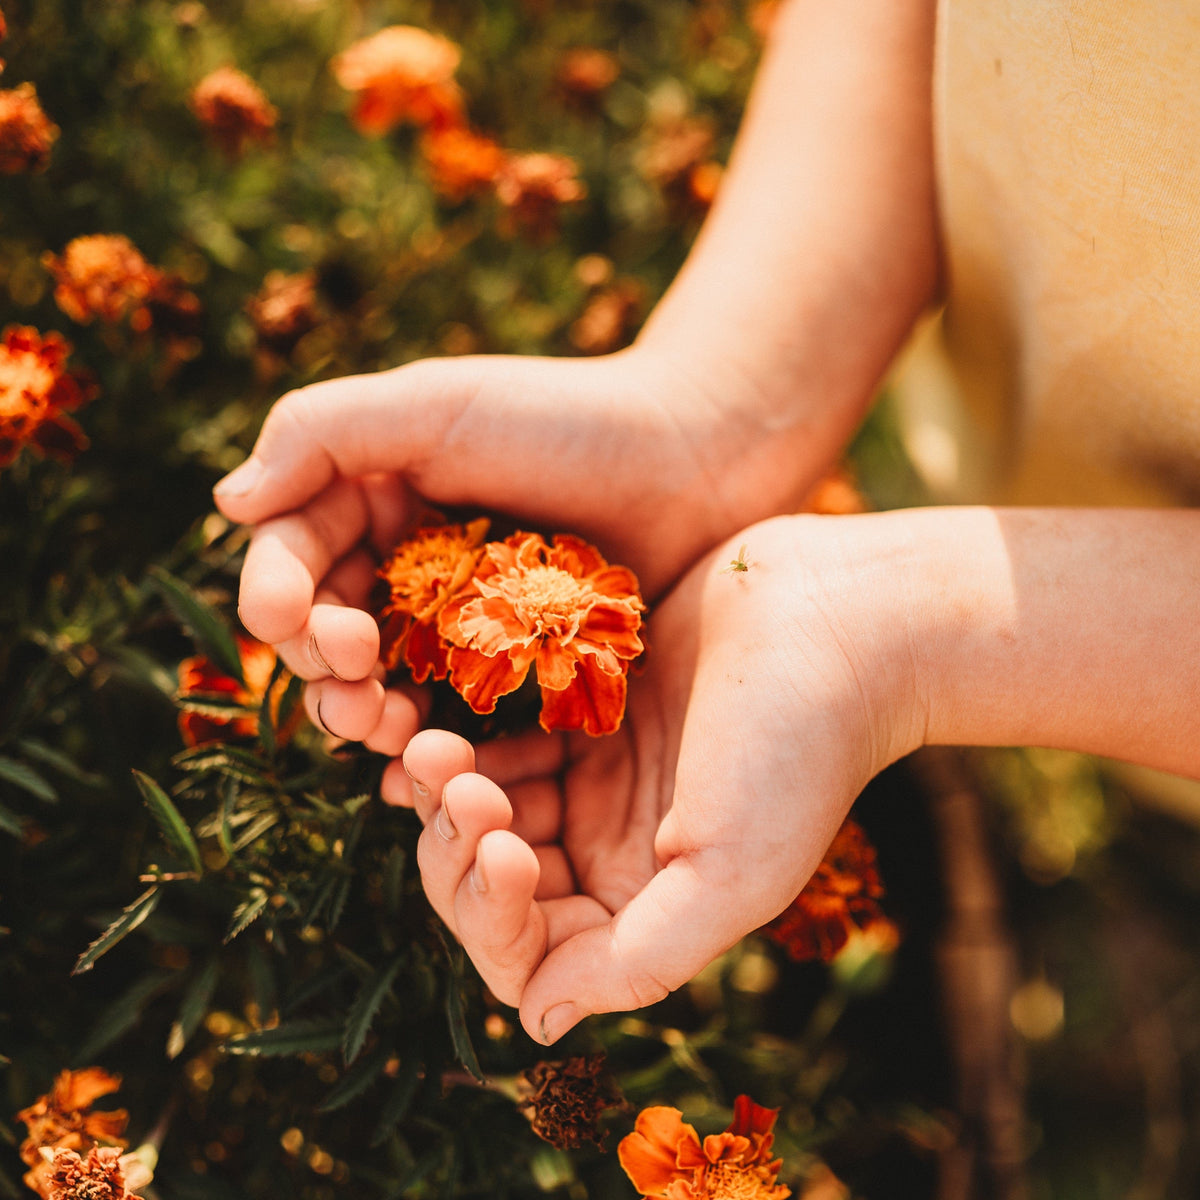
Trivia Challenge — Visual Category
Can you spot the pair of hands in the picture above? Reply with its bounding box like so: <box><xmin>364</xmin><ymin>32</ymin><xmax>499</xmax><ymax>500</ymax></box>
<box><xmin>214</xmin><ymin>346</ymin><xmax>916</xmax><ymax>1043</ymax></box>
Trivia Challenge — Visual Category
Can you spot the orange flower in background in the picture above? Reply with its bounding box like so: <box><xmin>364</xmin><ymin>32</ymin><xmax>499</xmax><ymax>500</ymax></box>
<box><xmin>438</xmin><ymin>531</ymin><xmax>644</xmax><ymax>736</ymax></box>
<box><xmin>332</xmin><ymin>26</ymin><xmax>464</xmax><ymax>136</ymax></box>
<box><xmin>619</xmin><ymin>1094</ymin><xmax>791</xmax><ymax>1199</ymax></box>
<box><xmin>176</xmin><ymin>634</ymin><xmax>296</xmax><ymax>747</ymax></box>
<box><xmin>45</xmin><ymin>1146</ymin><xmax>143</xmax><ymax>1200</ymax></box>
<box><xmin>760</xmin><ymin>819</ymin><xmax>894</xmax><ymax>963</ymax></box>
<box><xmin>0</xmin><ymin>82</ymin><xmax>59</xmax><ymax>172</ymax></box>
<box><xmin>555</xmin><ymin>47</ymin><xmax>619</xmax><ymax>106</ymax></box>
<box><xmin>0</xmin><ymin>325</ymin><xmax>95</xmax><ymax>468</ymax></box>
<box><xmin>378</xmin><ymin>518</ymin><xmax>491</xmax><ymax>683</ymax></box>
<box><xmin>494</xmin><ymin>151</ymin><xmax>586</xmax><ymax>239</ymax></box>
<box><xmin>190</xmin><ymin>66</ymin><xmax>276</xmax><ymax>157</ymax></box>
<box><xmin>570</xmin><ymin>277</ymin><xmax>646</xmax><ymax>355</ymax></box>
<box><xmin>246</xmin><ymin>269</ymin><xmax>323</xmax><ymax>356</ymax></box>
<box><xmin>419</xmin><ymin>124</ymin><xmax>505</xmax><ymax>202</ymax></box>
<box><xmin>43</xmin><ymin>235</ymin><xmax>157</xmax><ymax>326</ymax></box>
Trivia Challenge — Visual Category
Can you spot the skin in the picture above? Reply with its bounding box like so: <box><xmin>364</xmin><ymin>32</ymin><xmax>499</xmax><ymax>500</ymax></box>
<box><xmin>215</xmin><ymin>0</ymin><xmax>1200</xmax><ymax>1042</ymax></box>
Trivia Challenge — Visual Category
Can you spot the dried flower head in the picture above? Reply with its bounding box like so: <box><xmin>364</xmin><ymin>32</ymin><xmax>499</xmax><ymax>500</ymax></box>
<box><xmin>555</xmin><ymin>47</ymin><xmax>619</xmax><ymax>105</ymax></box>
<box><xmin>246</xmin><ymin>270</ymin><xmax>323</xmax><ymax>356</ymax></box>
<box><xmin>332</xmin><ymin>26</ymin><xmax>464</xmax><ymax>135</ymax></box>
<box><xmin>419</xmin><ymin>124</ymin><xmax>505</xmax><ymax>202</ymax></box>
<box><xmin>0</xmin><ymin>325</ymin><xmax>95</xmax><ymax>468</ymax></box>
<box><xmin>619</xmin><ymin>1094</ymin><xmax>791</xmax><ymax>1199</ymax></box>
<box><xmin>517</xmin><ymin>1054</ymin><xmax>625</xmax><ymax>1150</ymax></box>
<box><xmin>0</xmin><ymin>83</ymin><xmax>59</xmax><ymax>172</ymax></box>
<box><xmin>570</xmin><ymin>278</ymin><xmax>646</xmax><ymax>355</ymax></box>
<box><xmin>177</xmin><ymin>634</ymin><xmax>297</xmax><ymax>747</ymax></box>
<box><xmin>760</xmin><ymin>819</ymin><xmax>891</xmax><ymax>963</ymax></box>
<box><xmin>43</xmin><ymin>235</ymin><xmax>157</xmax><ymax>326</ymax></box>
<box><xmin>494</xmin><ymin>151</ymin><xmax>586</xmax><ymax>239</ymax></box>
<box><xmin>190</xmin><ymin>66</ymin><xmax>277</xmax><ymax>157</ymax></box>
<box><xmin>438</xmin><ymin>530</ymin><xmax>644</xmax><ymax>736</ymax></box>
<box><xmin>46</xmin><ymin>1146</ymin><xmax>142</xmax><ymax>1200</ymax></box>
<box><xmin>378</xmin><ymin>518</ymin><xmax>491</xmax><ymax>683</ymax></box>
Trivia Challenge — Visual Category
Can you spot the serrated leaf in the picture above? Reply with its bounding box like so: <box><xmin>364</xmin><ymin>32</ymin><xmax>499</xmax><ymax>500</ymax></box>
<box><xmin>256</xmin><ymin>655</ymin><xmax>288</xmax><ymax>758</ymax></box>
<box><xmin>382</xmin><ymin>846</ymin><xmax>406</xmax><ymax>919</ymax></box>
<box><xmin>343</xmin><ymin>955</ymin><xmax>404</xmax><ymax>1065</ymax></box>
<box><xmin>174</xmin><ymin>743</ymin><xmax>269</xmax><ymax>773</ymax></box>
<box><xmin>17</xmin><ymin>738</ymin><xmax>106</xmax><ymax>789</ymax></box>
<box><xmin>320</xmin><ymin>1045</ymin><xmax>392</xmax><ymax>1112</ymax></box>
<box><xmin>224</xmin><ymin>888</ymin><xmax>269</xmax><ymax>943</ymax></box>
<box><xmin>325</xmin><ymin>876</ymin><xmax>352</xmax><ymax>934</ymax></box>
<box><xmin>229</xmin><ymin>811</ymin><xmax>279</xmax><ymax>853</ymax></box>
<box><xmin>223</xmin><ymin>1019</ymin><xmax>342</xmax><ymax>1058</ymax></box>
<box><xmin>73</xmin><ymin>887</ymin><xmax>161</xmax><ymax>975</ymax></box>
<box><xmin>370</xmin><ymin>1054</ymin><xmax>424</xmax><ymax>1146</ymax></box>
<box><xmin>167</xmin><ymin>958</ymin><xmax>220</xmax><ymax>1059</ymax></box>
<box><xmin>149</xmin><ymin>566</ymin><xmax>244</xmax><ymax>684</ymax></box>
<box><xmin>133</xmin><ymin>770</ymin><xmax>202</xmax><ymax>876</ymax></box>
<box><xmin>445</xmin><ymin>978</ymin><xmax>484</xmax><ymax>1081</ymax></box>
<box><xmin>0</xmin><ymin>756</ymin><xmax>57</xmax><ymax>803</ymax></box>
<box><xmin>174</xmin><ymin>694</ymin><xmax>257</xmax><ymax>719</ymax></box>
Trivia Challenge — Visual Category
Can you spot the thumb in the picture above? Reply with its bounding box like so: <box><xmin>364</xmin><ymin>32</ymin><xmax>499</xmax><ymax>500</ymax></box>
<box><xmin>212</xmin><ymin>357</ymin><xmax>475</xmax><ymax>524</ymax></box>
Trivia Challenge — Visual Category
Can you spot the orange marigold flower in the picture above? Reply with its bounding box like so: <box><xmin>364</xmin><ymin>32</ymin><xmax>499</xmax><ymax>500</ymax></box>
<box><xmin>570</xmin><ymin>277</ymin><xmax>646</xmax><ymax>355</ymax></box>
<box><xmin>332</xmin><ymin>26</ymin><xmax>464</xmax><ymax>136</ymax></box>
<box><xmin>494</xmin><ymin>151</ymin><xmax>586</xmax><ymax>240</ymax></box>
<box><xmin>760</xmin><ymin>819</ymin><xmax>890</xmax><ymax>964</ymax></box>
<box><xmin>555</xmin><ymin>47</ymin><xmax>619</xmax><ymax>105</ymax></box>
<box><xmin>0</xmin><ymin>325</ymin><xmax>94</xmax><ymax>468</ymax></box>
<box><xmin>438</xmin><ymin>531</ymin><xmax>644</xmax><ymax>737</ymax></box>
<box><xmin>419</xmin><ymin>124</ymin><xmax>505</xmax><ymax>203</ymax></box>
<box><xmin>619</xmin><ymin>1094</ymin><xmax>791</xmax><ymax>1199</ymax></box>
<box><xmin>46</xmin><ymin>1146</ymin><xmax>143</xmax><ymax>1200</ymax></box>
<box><xmin>190</xmin><ymin>66</ymin><xmax>276</xmax><ymax>158</ymax></box>
<box><xmin>177</xmin><ymin>634</ymin><xmax>297</xmax><ymax>747</ymax></box>
<box><xmin>0</xmin><ymin>82</ymin><xmax>59</xmax><ymax>172</ymax></box>
<box><xmin>43</xmin><ymin>235</ymin><xmax>157</xmax><ymax>326</ymax></box>
<box><xmin>378</xmin><ymin>518</ymin><xmax>491</xmax><ymax>684</ymax></box>
<box><xmin>245</xmin><ymin>269</ymin><xmax>323</xmax><ymax>356</ymax></box>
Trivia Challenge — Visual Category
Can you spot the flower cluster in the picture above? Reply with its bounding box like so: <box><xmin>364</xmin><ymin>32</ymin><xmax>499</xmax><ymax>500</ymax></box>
<box><xmin>619</xmin><ymin>1094</ymin><xmax>791</xmax><ymax>1199</ymax></box>
<box><xmin>189</xmin><ymin>65</ymin><xmax>277</xmax><ymax>158</ymax></box>
<box><xmin>0</xmin><ymin>81</ymin><xmax>58</xmax><ymax>172</ymax></box>
<box><xmin>760</xmin><ymin>819</ymin><xmax>896</xmax><ymax>964</ymax></box>
<box><xmin>0</xmin><ymin>325</ymin><xmax>95</xmax><ymax>468</ymax></box>
<box><xmin>378</xmin><ymin>520</ymin><xmax>645</xmax><ymax>737</ymax></box>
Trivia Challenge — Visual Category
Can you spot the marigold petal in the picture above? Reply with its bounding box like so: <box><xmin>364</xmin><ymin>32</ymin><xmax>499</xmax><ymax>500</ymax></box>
<box><xmin>452</xmin><ymin>595</ymin><xmax>533</xmax><ymax>656</ymax></box>
<box><xmin>730</xmin><ymin>1094</ymin><xmax>780</xmax><ymax>1142</ymax></box>
<box><xmin>53</xmin><ymin>1068</ymin><xmax>123</xmax><ymax>1112</ymax></box>
<box><xmin>534</xmin><ymin>637</ymin><xmax>579</xmax><ymax>692</ymax></box>
<box><xmin>538</xmin><ymin>654</ymin><xmax>627</xmax><ymax>736</ymax></box>
<box><xmin>579</xmin><ymin>599</ymin><xmax>645</xmax><ymax>660</ymax></box>
<box><xmin>547</xmin><ymin>533</ymin><xmax>607</xmax><ymax>578</ymax></box>
<box><xmin>446</xmin><ymin>645</ymin><xmax>529</xmax><ymax>714</ymax></box>
<box><xmin>404</xmin><ymin>619</ymin><xmax>450</xmax><ymax>684</ymax></box>
<box><xmin>618</xmin><ymin>1107</ymin><xmax>699</xmax><ymax>1196</ymax></box>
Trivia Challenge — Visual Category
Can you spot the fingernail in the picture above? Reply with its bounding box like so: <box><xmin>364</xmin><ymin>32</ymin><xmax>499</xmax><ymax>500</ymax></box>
<box><xmin>435</xmin><ymin>803</ymin><xmax>458</xmax><ymax>841</ymax></box>
<box><xmin>538</xmin><ymin>1002</ymin><xmax>580</xmax><ymax>1045</ymax></box>
<box><xmin>470</xmin><ymin>856</ymin><xmax>487</xmax><ymax>893</ymax></box>
<box><xmin>214</xmin><ymin>457</ymin><xmax>264</xmax><ymax>498</ymax></box>
<box><xmin>402</xmin><ymin>758</ymin><xmax>430</xmax><ymax>799</ymax></box>
<box><xmin>315</xmin><ymin>698</ymin><xmax>330</xmax><ymax>734</ymax></box>
<box><xmin>308</xmin><ymin>633</ymin><xmax>345</xmax><ymax>681</ymax></box>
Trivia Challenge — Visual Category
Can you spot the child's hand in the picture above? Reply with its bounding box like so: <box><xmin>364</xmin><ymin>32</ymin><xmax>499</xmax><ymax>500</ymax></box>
<box><xmin>390</xmin><ymin>514</ymin><xmax>927</xmax><ymax>1043</ymax></box>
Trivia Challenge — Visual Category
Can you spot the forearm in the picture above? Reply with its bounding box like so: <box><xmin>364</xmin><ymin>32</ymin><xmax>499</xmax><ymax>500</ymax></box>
<box><xmin>639</xmin><ymin>0</ymin><xmax>940</xmax><ymax>452</ymax></box>
<box><xmin>904</xmin><ymin>507</ymin><xmax>1200</xmax><ymax>778</ymax></box>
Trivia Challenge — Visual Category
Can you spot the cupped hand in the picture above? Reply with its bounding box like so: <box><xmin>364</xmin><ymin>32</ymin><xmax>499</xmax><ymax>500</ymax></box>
<box><xmin>389</xmin><ymin>513</ymin><xmax>927</xmax><ymax>1043</ymax></box>
<box><xmin>213</xmin><ymin>345</ymin><xmax>825</xmax><ymax>747</ymax></box>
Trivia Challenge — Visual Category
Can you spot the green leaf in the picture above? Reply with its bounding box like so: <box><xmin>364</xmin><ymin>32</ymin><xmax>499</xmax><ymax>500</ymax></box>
<box><xmin>343</xmin><ymin>955</ymin><xmax>405</xmax><ymax>1065</ymax></box>
<box><xmin>148</xmin><ymin>565</ymin><xmax>244</xmax><ymax>684</ymax></box>
<box><xmin>320</xmin><ymin>1045</ymin><xmax>392</xmax><ymax>1112</ymax></box>
<box><xmin>382</xmin><ymin>846</ymin><xmax>407</xmax><ymax>919</ymax></box>
<box><xmin>167</xmin><ymin>957</ymin><xmax>220</xmax><ymax>1060</ymax></box>
<box><xmin>133</xmin><ymin>770</ymin><xmax>203</xmax><ymax>876</ymax></box>
<box><xmin>370</xmin><ymin>1054</ymin><xmax>424</xmax><ymax>1146</ymax></box>
<box><xmin>445</xmin><ymin>977</ymin><xmax>484</xmax><ymax>1082</ymax></box>
<box><xmin>75</xmin><ymin>971</ymin><xmax>174</xmax><ymax>1061</ymax></box>
<box><xmin>73</xmin><ymin>887</ymin><xmax>161</xmax><ymax>975</ymax></box>
<box><xmin>0</xmin><ymin>802</ymin><xmax>23</xmax><ymax>838</ymax></box>
<box><xmin>230</xmin><ymin>811</ymin><xmax>279</xmax><ymax>854</ymax></box>
<box><xmin>224</xmin><ymin>888</ymin><xmax>269</xmax><ymax>943</ymax></box>
<box><xmin>223</xmin><ymin>1019</ymin><xmax>342</xmax><ymax>1058</ymax></box>
<box><xmin>17</xmin><ymin>738</ymin><xmax>106</xmax><ymax>789</ymax></box>
<box><xmin>0</xmin><ymin>756</ymin><xmax>57</xmax><ymax>804</ymax></box>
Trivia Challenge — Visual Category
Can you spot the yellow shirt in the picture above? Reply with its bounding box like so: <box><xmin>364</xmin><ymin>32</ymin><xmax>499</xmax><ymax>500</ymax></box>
<box><xmin>897</xmin><ymin>0</ymin><xmax>1200</xmax><ymax>508</ymax></box>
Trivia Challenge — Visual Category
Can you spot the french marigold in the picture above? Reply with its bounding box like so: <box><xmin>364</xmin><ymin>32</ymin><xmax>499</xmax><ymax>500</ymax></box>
<box><xmin>0</xmin><ymin>82</ymin><xmax>58</xmax><ymax>172</ymax></box>
<box><xmin>15</xmin><ymin>1069</ymin><xmax>129</xmax><ymax>1198</ymax></box>
<box><xmin>419</xmin><ymin>124</ymin><xmax>505</xmax><ymax>202</ymax></box>
<box><xmin>176</xmin><ymin>634</ymin><xmax>297</xmax><ymax>747</ymax></box>
<box><xmin>619</xmin><ymin>1094</ymin><xmax>791</xmax><ymax>1199</ymax></box>
<box><xmin>494</xmin><ymin>151</ymin><xmax>586</xmax><ymax>239</ymax></box>
<box><xmin>555</xmin><ymin>47</ymin><xmax>619</xmax><ymax>106</ymax></box>
<box><xmin>0</xmin><ymin>325</ymin><xmax>94</xmax><ymax>468</ymax></box>
<box><xmin>517</xmin><ymin>1053</ymin><xmax>625</xmax><ymax>1150</ymax></box>
<box><xmin>332</xmin><ymin>26</ymin><xmax>464</xmax><ymax>136</ymax></box>
<box><xmin>760</xmin><ymin>819</ymin><xmax>892</xmax><ymax>964</ymax></box>
<box><xmin>190</xmin><ymin>66</ymin><xmax>277</xmax><ymax>157</ymax></box>
<box><xmin>45</xmin><ymin>1146</ymin><xmax>143</xmax><ymax>1200</ymax></box>
<box><xmin>43</xmin><ymin>235</ymin><xmax>157</xmax><ymax>326</ymax></box>
<box><xmin>438</xmin><ymin>530</ymin><xmax>644</xmax><ymax>737</ymax></box>
<box><xmin>378</xmin><ymin>518</ymin><xmax>491</xmax><ymax>684</ymax></box>
<box><xmin>245</xmin><ymin>269</ymin><xmax>323</xmax><ymax>356</ymax></box>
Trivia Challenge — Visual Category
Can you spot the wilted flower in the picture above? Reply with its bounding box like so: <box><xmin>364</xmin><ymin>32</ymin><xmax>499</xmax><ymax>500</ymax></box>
<box><xmin>378</xmin><ymin>518</ymin><xmax>491</xmax><ymax>683</ymax></box>
<box><xmin>494</xmin><ymin>151</ymin><xmax>586</xmax><ymax>239</ymax></box>
<box><xmin>570</xmin><ymin>277</ymin><xmax>646</xmax><ymax>355</ymax></box>
<box><xmin>438</xmin><ymin>530</ymin><xmax>644</xmax><ymax>736</ymax></box>
<box><xmin>619</xmin><ymin>1094</ymin><xmax>791</xmax><ymax>1199</ymax></box>
<box><xmin>45</xmin><ymin>1146</ymin><xmax>143</xmax><ymax>1200</ymax></box>
<box><xmin>0</xmin><ymin>83</ymin><xmax>59</xmax><ymax>172</ymax></box>
<box><xmin>177</xmin><ymin>634</ymin><xmax>297</xmax><ymax>746</ymax></box>
<box><xmin>517</xmin><ymin>1054</ymin><xmax>625</xmax><ymax>1150</ymax></box>
<box><xmin>760</xmin><ymin>819</ymin><xmax>893</xmax><ymax>963</ymax></box>
<box><xmin>332</xmin><ymin>26</ymin><xmax>463</xmax><ymax>135</ymax></box>
<box><xmin>190</xmin><ymin>66</ymin><xmax>277</xmax><ymax>157</ymax></box>
<box><xmin>419</xmin><ymin>124</ymin><xmax>505</xmax><ymax>202</ymax></box>
<box><xmin>43</xmin><ymin>235</ymin><xmax>157</xmax><ymax>326</ymax></box>
<box><xmin>246</xmin><ymin>269</ymin><xmax>323</xmax><ymax>357</ymax></box>
<box><xmin>555</xmin><ymin>47</ymin><xmax>619</xmax><ymax>106</ymax></box>
<box><xmin>0</xmin><ymin>325</ymin><xmax>95</xmax><ymax>468</ymax></box>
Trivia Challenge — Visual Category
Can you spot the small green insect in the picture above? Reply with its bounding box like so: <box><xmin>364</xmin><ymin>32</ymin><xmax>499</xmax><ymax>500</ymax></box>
<box><xmin>721</xmin><ymin>544</ymin><xmax>751</xmax><ymax>574</ymax></box>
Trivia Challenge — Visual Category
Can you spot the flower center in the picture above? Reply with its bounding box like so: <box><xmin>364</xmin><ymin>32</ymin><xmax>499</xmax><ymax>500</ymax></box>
<box><xmin>507</xmin><ymin>564</ymin><xmax>592</xmax><ymax>635</ymax></box>
<box><xmin>704</xmin><ymin>1162</ymin><xmax>782</xmax><ymax>1200</ymax></box>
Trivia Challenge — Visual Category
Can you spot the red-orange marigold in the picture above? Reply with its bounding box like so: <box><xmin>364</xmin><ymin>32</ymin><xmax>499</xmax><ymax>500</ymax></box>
<box><xmin>43</xmin><ymin>235</ymin><xmax>157</xmax><ymax>326</ymax></box>
<box><xmin>494</xmin><ymin>151</ymin><xmax>586</xmax><ymax>239</ymax></box>
<box><xmin>332</xmin><ymin>26</ymin><xmax>464</xmax><ymax>135</ymax></box>
<box><xmin>0</xmin><ymin>82</ymin><xmax>58</xmax><ymax>172</ymax></box>
<box><xmin>0</xmin><ymin>325</ymin><xmax>94</xmax><ymax>468</ymax></box>
<box><xmin>619</xmin><ymin>1094</ymin><xmax>791</xmax><ymax>1199</ymax></box>
<box><xmin>419</xmin><ymin>124</ymin><xmax>505</xmax><ymax>202</ymax></box>
<box><xmin>190</xmin><ymin>66</ymin><xmax>276</xmax><ymax>157</ymax></box>
<box><xmin>438</xmin><ymin>531</ymin><xmax>644</xmax><ymax>737</ymax></box>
